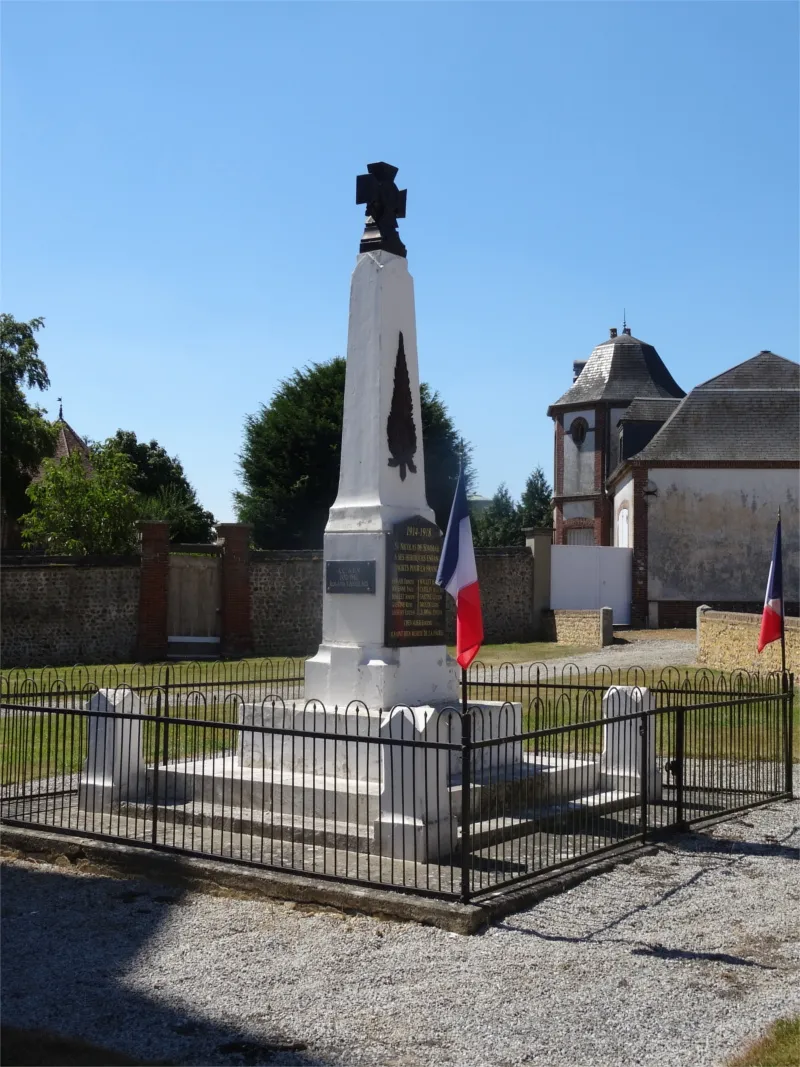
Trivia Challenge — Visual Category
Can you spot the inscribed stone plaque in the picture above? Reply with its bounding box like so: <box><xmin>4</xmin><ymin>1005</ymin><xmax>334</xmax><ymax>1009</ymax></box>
<box><xmin>385</xmin><ymin>516</ymin><xmax>446</xmax><ymax>647</ymax></box>
<box><xmin>326</xmin><ymin>560</ymin><xmax>376</xmax><ymax>595</ymax></box>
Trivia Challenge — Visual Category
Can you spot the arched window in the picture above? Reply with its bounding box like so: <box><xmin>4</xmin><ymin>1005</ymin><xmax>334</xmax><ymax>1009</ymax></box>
<box><xmin>571</xmin><ymin>417</ymin><xmax>588</xmax><ymax>447</ymax></box>
<box><xmin>617</xmin><ymin>507</ymin><xmax>629</xmax><ymax>548</ymax></box>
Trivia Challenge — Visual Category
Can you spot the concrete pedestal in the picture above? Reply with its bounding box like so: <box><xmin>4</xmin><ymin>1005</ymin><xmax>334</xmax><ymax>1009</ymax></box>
<box><xmin>601</xmin><ymin>686</ymin><xmax>662</xmax><ymax>801</ymax></box>
<box><xmin>79</xmin><ymin>688</ymin><xmax>146</xmax><ymax>812</ymax></box>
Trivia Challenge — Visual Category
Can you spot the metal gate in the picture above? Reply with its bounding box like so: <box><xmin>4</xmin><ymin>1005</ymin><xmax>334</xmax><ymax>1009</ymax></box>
<box><xmin>167</xmin><ymin>546</ymin><xmax>222</xmax><ymax>659</ymax></box>
<box><xmin>551</xmin><ymin>545</ymin><xmax>633</xmax><ymax>625</ymax></box>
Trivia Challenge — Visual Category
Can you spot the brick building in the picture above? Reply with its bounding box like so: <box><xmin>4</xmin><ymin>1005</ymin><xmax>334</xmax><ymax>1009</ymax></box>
<box><xmin>547</xmin><ymin>325</ymin><xmax>685</xmax><ymax>547</ymax></box>
<box><xmin>607</xmin><ymin>350</ymin><xmax>799</xmax><ymax>626</ymax></box>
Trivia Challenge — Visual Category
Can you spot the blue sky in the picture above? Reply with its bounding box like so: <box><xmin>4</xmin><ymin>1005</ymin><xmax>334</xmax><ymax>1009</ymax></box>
<box><xmin>4</xmin><ymin>2</ymin><xmax>798</xmax><ymax>522</ymax></box>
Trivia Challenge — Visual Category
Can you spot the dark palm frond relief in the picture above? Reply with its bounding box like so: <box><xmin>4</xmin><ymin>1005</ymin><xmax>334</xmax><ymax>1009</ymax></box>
<box><xmin>386</xmin><ymin>331</ymin><xmax>418</xmax><ymax>481</ymax></box>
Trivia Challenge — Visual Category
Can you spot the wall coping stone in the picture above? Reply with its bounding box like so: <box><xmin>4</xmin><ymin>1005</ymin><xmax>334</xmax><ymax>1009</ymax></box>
<box><xmin>251</xmin><ymin>550</ymin><xmax>323</xmax><ymax>561</ymax></box>
<box><xmin>1</xmin><ymin>554</ymin><xmax>140</xmax><ymax>569</ymax></box>
<box><xmin>698</xmin><ymin>607</ymin><xmax>799</xmax><ymax>630</ymax></box>
<box><xmin>474</xmin><ymin>546</ymin><xmax>533</xmax><ymax>557</ymax></box>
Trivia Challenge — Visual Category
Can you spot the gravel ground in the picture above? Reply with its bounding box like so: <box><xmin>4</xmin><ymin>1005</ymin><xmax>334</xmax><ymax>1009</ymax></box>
<box><xmin>517</xmin><ymin>636</ymin><xmax>698</xmax><ymax>675</ymax></box>
<box><xmin>2</xmin><ymin>795</ymin><xmax>798</xmax><ymax>1067</ymax></box>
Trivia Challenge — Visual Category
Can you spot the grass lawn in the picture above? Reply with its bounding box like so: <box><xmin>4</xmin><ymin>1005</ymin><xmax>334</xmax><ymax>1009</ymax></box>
<box><xmin>728</xmin><ymin>1018</ymin><xmax>800</xmax><ymax>1067</ymax></box>
<box><xmin>0</xmin><ymin>656</ymin><xmax>305</xmax><ymax>694</ymax></box>
<box><xmin>448</xmin><ymin>642</ymin><xmax>591</xmax><ymax>665</ymax></box>
<box><xmin>0</xmin><ymin>645</ymin><xmax>588</xmax><ymax>691</ymax></box>
<box><xmin>2</xmin><ymin>650</ymin><xmax>796</xmax><ymax>784</ymax></box>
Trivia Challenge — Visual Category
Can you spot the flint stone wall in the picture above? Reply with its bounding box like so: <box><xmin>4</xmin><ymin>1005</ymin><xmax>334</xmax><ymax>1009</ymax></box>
<box><xmin>250</xmin><ymin>546</ymin><xmax>536</xmax><ymax>656</ymax></box>
<box><xmin>1</xmin><ymin>560</ymin><xmax>140</xmax><ymax>667</ymax></box>
<box><xmin>2</xmin><ymin>546</ymin><xmax>537</xmax><ymax>666</ymax></box>
<box><xmin>542</xmin><ymin>607</ymin><xmax>613</xmax><ymax>649</ymax></box>
<box><xmin>696</xmin><ymin>607</ymin><xmax>799</xmax><ymax>675</ymax></box>
<box><xmin>250</xmin><ymin>550</ymin><xmax>324</xmax><ymax>656</ymax></box>
<box><xmin>445</xmin><ymin>548</ymin><xmax>535</xmax><ymax>645</ymax></box>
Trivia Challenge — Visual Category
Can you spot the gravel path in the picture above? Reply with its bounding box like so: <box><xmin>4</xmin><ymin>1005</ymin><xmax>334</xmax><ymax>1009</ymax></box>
<box><xmin>517</xmin><ymin>637</ymin><xmax>698</xmax><ymax>675</ymax></box>
<box><xmin>2</xmin><ymin>796</ymin><xmax>798</xmax><ymax>1067</ymax></box>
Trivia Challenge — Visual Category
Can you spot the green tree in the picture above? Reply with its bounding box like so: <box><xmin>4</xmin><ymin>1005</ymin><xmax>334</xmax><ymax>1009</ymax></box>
<box><xmin>235</xmin><ymin>357</ymin><xmax>474</xmax><ymax>549</ymax></box>
<box><xmin>99</xmin><ymin>430</ymin><xmax>215</xmax><ymax>542</ymax></box>
<box><xmin>0</xmin><ymin>314</ymin><xmax>58</xmax><ymax>529</ymax></box>
<box><xmin>472</xmin><ymin>483</ymin><xmax>524</xmax><ymax>547</ymax></box>
<box><xmin>21</xmin><ymin>447</ymin><xmax>139</xmax><ymax>556</ymax></box>
<box><xmin>518</xmin><ymin>465</ymin><xmax>553</xmax><ymax>530</ymax></box>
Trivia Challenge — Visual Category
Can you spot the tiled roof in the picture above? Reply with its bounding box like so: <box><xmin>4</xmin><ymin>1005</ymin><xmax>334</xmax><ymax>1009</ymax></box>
<box><xmin>53</xmin><ymin>420</ymin><xmax>91</xmax><ymax>464</ymax></box>
<box><xmin>633</xmin><ymin>352</ymin><xmax>800</xmax><ymax>463</ymax></box>
<box><xmin>33</xmin><ymin>418</ymin><xmax>92</xmax><ymax>482</ymax></box>
<box><xmin>548</xmin><ymin>332</ymin><xmax>685</xmax><ymax>412</ymax></box>
<box><xmin>619</xmin><ymin>398</ymin><xmax>682</xmax><ymax>424</ymax></box>
<box><xmin>695</xmin><ymin>350</ymin><xmax>800</xmax><ymax>391</ymax></box>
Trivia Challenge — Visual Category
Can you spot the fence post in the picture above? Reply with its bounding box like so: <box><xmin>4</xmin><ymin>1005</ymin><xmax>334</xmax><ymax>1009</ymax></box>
<box><xmin>460</xmin><ymin>711</ymin><xmax>472</xmax><ymax>903</ymax></box>
<box><xmin>785</xmin><ymin>674</ymin><xmax>794</xmax><ymax>799</ymax></box>
<box><xmin>151</xmin><ymin>688</ymin><xmax>162</xmax><ymax>845</ymax></box>
<box><xmin>675</xmin><ymin>705</ymin><xmax>687</xmax><ymax>831</ymax></box>
<box><xmin>162</xmin><ymin>665</ymin><xmax>170</xmax><ymax>769</ymax></box>
<box><xmin>640</xmin><ymin>711</ymin><xmax>649</xmax><ymax>842</ymax></box>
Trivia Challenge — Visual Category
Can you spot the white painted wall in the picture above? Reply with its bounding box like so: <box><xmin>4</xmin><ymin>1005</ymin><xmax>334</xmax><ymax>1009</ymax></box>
<box><xmin>563</xmin><ymin>408</ymin><xmax>596</xmax><ymax>495</ymax></box>
<box><xmin>647</xmin><ymin>468</ymin><xmax>800</xmax><ymax>601</ymax></box>
<box><xmin>551</xmin><ymin>546</ymin><xmax>633</xmax><ymax>624</ymax></box>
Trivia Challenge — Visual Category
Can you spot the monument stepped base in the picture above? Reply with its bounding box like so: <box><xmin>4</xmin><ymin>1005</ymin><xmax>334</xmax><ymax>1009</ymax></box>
<box><xmin>97</xmin><ymin>749</ymin><xmax>641</xmax><ymax>863</ymax></box>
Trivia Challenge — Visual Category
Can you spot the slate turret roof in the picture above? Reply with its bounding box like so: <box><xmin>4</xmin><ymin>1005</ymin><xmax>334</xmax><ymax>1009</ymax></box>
<box><xmin>548</xmin><ymin>330</ymin><xmax>685</xmax><ymax>413</ymax></box>
<box><xmin>618</xmin><ymin>398</ymin><xmax>682</xmax><ymax>425</ymax></box>
<box><xmin>632</xmin><ymin>352</ymin><xmax>799</xmax><ymax>464</ymax></box>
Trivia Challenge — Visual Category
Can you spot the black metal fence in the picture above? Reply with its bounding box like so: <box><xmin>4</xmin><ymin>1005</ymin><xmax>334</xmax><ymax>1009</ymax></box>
<box><xmin>1</xmin><ymin>660</ymin><xmax>793</xmax><ymax>903</ymax></box>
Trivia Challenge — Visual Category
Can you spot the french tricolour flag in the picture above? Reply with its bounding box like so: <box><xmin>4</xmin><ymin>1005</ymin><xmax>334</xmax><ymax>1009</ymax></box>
<box><xmin>436</xmin><ymin>466</ymin><xmax>483</xmax><ymax>669</ymax></box>
<box><xmin>757</xmin><ymin>518</ymin><xmax>783</xmax><ymax>653</ymax></box>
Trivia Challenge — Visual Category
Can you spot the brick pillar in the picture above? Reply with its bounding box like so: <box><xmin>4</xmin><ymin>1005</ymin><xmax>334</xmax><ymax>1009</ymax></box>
<box><xmin>631</xmin><ymin>467</ymin><xmax>649</xmax><ymax>627</ymax></box>
<box><xmin>136</xmin><ymin>521</ymin><xmax>170</xmax><ymax>662</ymax></box>
<box><xmin>217</xmin><ymin>523</ymin><xmax>253</xmax><ymax>658</ymax></box>
<box><xmin>553</xmin><ymin>417</ymin><xmax>565</xmax><ymax>545</ymax></box>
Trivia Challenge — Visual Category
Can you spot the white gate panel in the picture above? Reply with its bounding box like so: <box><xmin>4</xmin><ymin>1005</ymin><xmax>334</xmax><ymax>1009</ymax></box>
<box><xmin>550</xmin><ymin>546</ymin><xmax>633</xmax><ymax>625</ymax></box>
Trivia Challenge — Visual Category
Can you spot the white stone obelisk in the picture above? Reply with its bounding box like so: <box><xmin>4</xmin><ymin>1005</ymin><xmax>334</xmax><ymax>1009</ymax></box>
<box><xmin>304</xmin><ymin>167</ymin><xmax>458</xmax><ymax>713</ymax></box>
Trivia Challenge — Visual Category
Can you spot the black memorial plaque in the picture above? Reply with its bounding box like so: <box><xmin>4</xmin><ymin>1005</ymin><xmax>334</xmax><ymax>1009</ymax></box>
<box><xmin>325</xmin><ymin>560</ymin><xmax>376</xmax><ymax>595</ymax></box>
<box><xmin>385</xmin><ymin>516</ymin><xmax>446</xmax><ymax>647</ymax></box>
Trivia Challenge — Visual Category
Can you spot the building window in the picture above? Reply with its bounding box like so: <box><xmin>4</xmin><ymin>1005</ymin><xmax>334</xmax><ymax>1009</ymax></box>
<box><xmin>571</xmin><ymin>417</ymin><xmax>588</xmax><ymax>447</ymax></box>
<box><xmin>617</xmin><ymin>507</ymin><xmax>629</xmax><ymax>548</ymax></box>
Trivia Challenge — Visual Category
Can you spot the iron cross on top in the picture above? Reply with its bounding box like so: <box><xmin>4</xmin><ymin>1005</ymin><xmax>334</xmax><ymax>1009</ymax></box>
<box><xmin>356</xmin><ymin>161</ymin><xmax>407</xmax><ymax>258</ymax></box>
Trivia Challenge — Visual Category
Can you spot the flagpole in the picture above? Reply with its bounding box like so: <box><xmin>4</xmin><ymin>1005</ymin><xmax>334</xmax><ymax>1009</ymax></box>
<box><xmin>778</xmin><ymin>507</ymin><xmax>787</xmax><ymax>680</ymax></box>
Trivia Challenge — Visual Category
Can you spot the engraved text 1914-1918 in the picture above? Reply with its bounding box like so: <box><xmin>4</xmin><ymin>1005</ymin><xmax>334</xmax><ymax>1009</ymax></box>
<box><xmin>385</xmin><ymin>516</ymin><xmax>445</xmax><ymax>646</ymax></box>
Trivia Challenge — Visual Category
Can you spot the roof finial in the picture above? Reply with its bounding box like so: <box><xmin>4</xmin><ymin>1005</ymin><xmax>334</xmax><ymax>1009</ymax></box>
<box><xmin>57</xmin><ymin>397</ymin><xmax>63</xmax><ymax>420</ymax></box>
<box><xmin>622</xmin><ymin>308</ymin><xmax>627</xmax><ymax>331</ymax></box>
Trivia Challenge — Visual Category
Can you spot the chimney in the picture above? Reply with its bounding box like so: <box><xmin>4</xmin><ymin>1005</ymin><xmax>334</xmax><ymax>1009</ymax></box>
<box><xmin>572</xmin><ymin>360</ymin><xmax>587</xmax><ymax>382</ymax></box>
<box><xmin>609</xmin><ymin>328</ymin><xmax>618</xmax><ymax>339</ymax></box>
<box><xmin>623</xmin><ymin>326</ymin><xmax>632</xmax><ymax>336</ymax></box>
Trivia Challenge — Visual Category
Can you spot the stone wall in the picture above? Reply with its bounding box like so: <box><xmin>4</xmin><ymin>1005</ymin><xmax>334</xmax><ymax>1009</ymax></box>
<box><xmin>446</xmin><ymin>548</ymin><xmax>535</xmax><ymax>644</ymax></box>
<box><xmin>1</xmin><ymin>560</ymin><xmax>140</xmax><ymax>667</ymax></box>
<box><xmin>250</xmin><ymin>550</ymin><xmax>324</xmax><ymax>655</ymax></box>
<box><xmin>696</xmin><ymin>607</ymin><xmax>799</xmax><ymax>675</ymax></box>
<box><xmin>1</xmin><ymin>544</ymin><xmax>538</xmax><ymax>666</ymax></box>
<box><xmin>542</xmin><ymin>607</ymin><xmax>613</xmax><ymax>649</ymax></box>
<box><xmin>250</xmin><ymin>546</ymin><xmax>536</xmax><ymax>656</ymax></box>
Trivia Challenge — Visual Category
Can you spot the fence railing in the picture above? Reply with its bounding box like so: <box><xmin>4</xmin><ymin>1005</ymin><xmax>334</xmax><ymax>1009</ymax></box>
<box><xmin>0</xmin><ymin>662</ymin><xmax>793</xmax><ymax>903</ymax></box>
